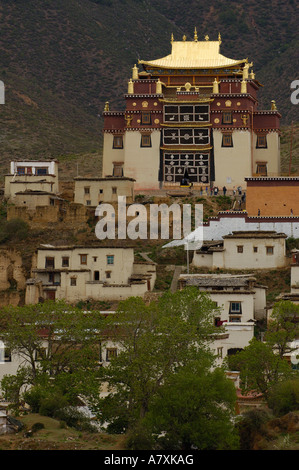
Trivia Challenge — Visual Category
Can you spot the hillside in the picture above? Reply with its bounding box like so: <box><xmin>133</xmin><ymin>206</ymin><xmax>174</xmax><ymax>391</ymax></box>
<box><xmin>0</xmin><ymin>0</ymin><xmax>298</xmax><ymax>177</ymax></box>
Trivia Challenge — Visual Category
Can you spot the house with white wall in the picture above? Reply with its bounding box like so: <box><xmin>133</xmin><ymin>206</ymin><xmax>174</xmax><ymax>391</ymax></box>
<box><xmin>25</xmin><ymin>245</ymin><xmax>156</xmax><ymax>304</ymax></box>
<box><xmin>193</xmin><ymin>231</ymin><xmax>288</xmax><ymax>270</ymax></box>
<box><xmin>179</xmin><ymin>273</ymin><xmax>267</xmax><ymax>356</ymax></box>
<box><xmin>4</xmin><ymin>160</ymin><xmax>59</xmax><ymax>201</ymax></box>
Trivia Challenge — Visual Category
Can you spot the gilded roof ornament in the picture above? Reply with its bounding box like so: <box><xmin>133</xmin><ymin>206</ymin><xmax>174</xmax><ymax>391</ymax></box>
<box><xmin>194</xmin><ymin>28</ymin><xmax>198</xmax><ymax>42</ymax></box>
<box><xmin>182</xmin><ymin>35</ymin><xmax>187</xmax><ymax>41</ymax></box>
<box><xmin>205</xmin><ymin>35</ymin><xmax>209</xmax><ymax>41</ymax></box>
<box><xmin>171</xmin><ymin>33</ymin><xmax>174</xmax><ymax>44</ymax></box>
<box><xmin>104</xmin><ymin>101</ymin><xmax>109</xmax><ymax>112</ymax></box>
<box><xmin>218</xmin><ymin>33</ymin><xmax>222</xmax><ymax>45</ymax></box>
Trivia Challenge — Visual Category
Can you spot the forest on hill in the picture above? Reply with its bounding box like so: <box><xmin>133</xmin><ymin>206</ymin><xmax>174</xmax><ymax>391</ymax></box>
<box><xmin>0</xmin><ymin>0</ymin><xmax>298</xmax><ymax>172</ymax></box>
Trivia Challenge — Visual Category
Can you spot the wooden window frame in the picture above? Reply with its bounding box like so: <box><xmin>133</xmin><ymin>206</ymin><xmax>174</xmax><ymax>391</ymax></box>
<box><xmin>222</xmin><ymin>111</ymin><xmax>233</xmax><ymax>124</ymax></box>
<box><xmin>140</xmin><ymin>133</ymin><xmax>152</xmax><ymax>147</ymax></box>
<box><xmin>113</xmin><ymin>135</ymin><xmax>123</xmax><ymax>149</ymax></box>
<box><xmin>80</xmin><ymin>254</ymin><xmax>88</xmax><ymax>265</ymax></box>
<box><xmin>256</xmin><ymin>134</ymin><xmax>267</xmax><ymax>148</ymax></box>
<box><xmin>222</xmin><ymin>133</ymin><xmax>233</xmax><ymax>147</ymax></box>
<box><xmin>141</xmin><ymin>111</ymin><xmax>151</xmax><ymax>125</ymax></box>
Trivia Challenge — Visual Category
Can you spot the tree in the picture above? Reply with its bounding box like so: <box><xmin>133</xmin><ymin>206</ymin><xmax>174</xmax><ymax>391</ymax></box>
<box><xmin>95</xmin><ymin>288</ymin><xmax>223</xmax><ymax>433</ymax></box>
<box><xmin>141</xmin><ymin>364</ymin><xmax>239</xmax><ymax>450</ymax></box>
<box><xmin>0</xmin><ymin>301</ymin><xmax>104</xmax><ymax>410</ymax></box>
<box><xmin>265</xmin><ymin>300</ymin><xmax>299</xmax><ymax>359</ymax></box>
<box><xmin>228</xmin><ymin>337</ymin><xmax>293</xmax><ymax>399</ymax></box>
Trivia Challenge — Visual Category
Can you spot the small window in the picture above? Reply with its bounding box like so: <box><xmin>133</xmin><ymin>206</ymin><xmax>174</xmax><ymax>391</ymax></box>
<box><xmin>141</xmin><ymin>133</ymin><xmax>152</xmax><ymax>147</ymax></box>
<box><xmin>253</xmin><ymin>246</ymin><xmax>258</xmax><ymax>253</ymax></box>
<box><xmin>107</xmin><ymin>255</ymin><xmax>114</xmax><ymax>265</ymax></box>
<box><xmin>35</xmin><ymin>348</ymin><xmax>46</xmax><ymax>361</ymax></box>
<box><xmin>36</xmin><ymin>167</ymin><xmax>48</xmax><ymax>175</ymax></box>
<box><xmin>94</xmin><ymin>271</ymin><xmax>100</xmax><ymax>281</ymax></box>
<box><xmin>222</xmin><ymin>133</ymin><xmax>233</xmax><ymax>147</ymax></box>
<box><xmin>93</xmin><ymin>257</ymin><xmax>98</xmax><ymax>262</ymax></box>
<box><xmin>230</xmin><ymin>302</ymin><xmax>242</xmax><ymax>314</ymax></box>
<box><xmin>84</xmin><ymin>187</ymin><xmax>90</xmax><ymax>195</ymax></box>
<box><xmin>113</xmin><ymin>135</ymin><xmax>123</xmax><ymax>149</ymax></box>
<box><xmin>222</xmin><ymin>111</ymin><xmax>232</xmax><ymax>124</ymax></box>
<box><xmin>217</xmin><ymin>347</ymin><xmax>223</xmax><ymax>359</ymax></box>
<box><xmin>70</xmin><ymin>277</ymin><xmax>77</xmax><ymax>286</ymax></box>
<box><xmin>17</xmin><ymin>167</ymin><xmax>25</xmax><ymax>175</ymax></box>
<box><xmin>105</xmin><ymin>271</ymin><xmax>111</xmax><ymax>279</ymax></box>
<box><xmin>86</xmin><ymin>200</ymin><xmax>91</xmax><ymax>206</ymax></box>
<box><xmin>106</xmin><ymin>348</ymin><xmax>117</xmax><ymax>362</ymax></box>
<box><xmin>99</xmin><ymin>189</ymin><xmax>103</xmax><ymax>194</ymax></box>
<box><xmin>237</xmin><ymin>245</ymin><xmax>243</xmax><ymax>253</ymax></box>
<box><xmin>80</xmin><ymin>254</ymin><xmax>87</xmax><ymax>265</ymax></box>
<box><xmin>113</xmin><ymin>163</ymin><xmax>123</xmax><ymax>177</ymax></box>
<box><xmin>45</xmin><ymin>257</ymin><xmax>55</xmax><ymax>269</ymax></box>
<box><xmin>256</xmin><ymin>163</ymin><xmax>267</xmax><ymax>176</ymax></box>
<box><xmin>112</xmin><ymin>187</ymin><xmax>117</xmax><ymax>195</ymax></box>
<box><xmin>4</xmin><ymin>348</ymin><xmax>11</xmax><ymax>362</ymax></box>
<box><xmin>141</xmin><ymin>112</ymin><xmax>151</xmax><ymax>125</ymax></box>
<box><xmin>256</xmin><ymin>135</ymin><xmax>267</xmax><ymax>148</ymax></box>
<box><xmin>266</xmin><ymin>246</ymin><xmax>274</xmax><ymax>255</ymax></box>
<box><xmin>62</xmin><ymin>257</ymin><xmax>69</xmax><ymax>267</ymax></box>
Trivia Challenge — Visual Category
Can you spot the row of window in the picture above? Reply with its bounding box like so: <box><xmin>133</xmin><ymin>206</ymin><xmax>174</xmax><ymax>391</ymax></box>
<box><xmin>16</xmin><ymin>167</ymin><xmax>49</xmax><ymax>175</ymax></box>
<box><xmin>113</xmin><ymin>134</ymin><xmax>152</xmax><ymax>149</ymax></box>
<box><xmin>222</xmin><ymin>133</ymin><xmax>267</xmax><ymax>148</ymax></box>
<box><xmin>113</xmin><ymin>133</ymin><xmax>268</xmax><ymax>149</ymax></box>
<box><xmin>1</xmin><ymin>347</ymin><xmax>118</xmax><ymax>363</ymax></box>
<box><xmin>237</xmin><ymin>245</ymin><xmax>274</xmax><ymax>254</ymax></box>
<box><xmin>45</xmin><ymin>254</ymin><xmax>114</xmax><ymax>269</ymax></box>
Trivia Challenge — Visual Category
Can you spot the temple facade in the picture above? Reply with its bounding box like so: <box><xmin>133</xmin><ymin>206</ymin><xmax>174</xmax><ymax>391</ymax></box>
<box><xmin>102</xmin><ymin>30</ymin><xmax>281</xmax><ymax>191</ymax></box>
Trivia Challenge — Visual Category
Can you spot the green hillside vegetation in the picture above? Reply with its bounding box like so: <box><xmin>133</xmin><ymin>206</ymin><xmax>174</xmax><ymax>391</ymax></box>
<box><xmin>0</xmin><ymin>0</ymin><xmax>297</xmax><ymax>179</ymax></box>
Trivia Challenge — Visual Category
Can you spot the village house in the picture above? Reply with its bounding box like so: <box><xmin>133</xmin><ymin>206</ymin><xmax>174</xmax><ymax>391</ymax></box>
<box><xmin>179</xmin><ymin>273</ymin><xmax>267</xmax><ymax>354</ymax></box>
<box><xmin>73</xmin><ymin>176</ymin><xmax>135</xmax><ymax>206</ymax></box>
<box><xmin>192</xmin><ymin>230</ymin><xmax>288</xmax><ymax>270</ymax></box>
<box><xmin>4</xmin><ymin>160</ymin><xmax>59</xmax><ymax>201</ymax></box>
<box><xmin>25</xmin><ymin>245</ymin><xmax>156</xmax><ymax>304</ymax></box>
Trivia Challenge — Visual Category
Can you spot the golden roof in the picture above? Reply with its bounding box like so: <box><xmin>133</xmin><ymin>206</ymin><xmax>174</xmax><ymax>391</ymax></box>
<box><xmin>139</xmin><ymin>39</ymin><xmax>247</xmax><ymax>70</ymax></box>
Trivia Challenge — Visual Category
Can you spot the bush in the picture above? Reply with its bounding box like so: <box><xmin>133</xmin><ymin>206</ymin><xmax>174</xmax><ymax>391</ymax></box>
<box><xmin>237</xmin><ymin>408</ymin><xmax>272</xmax><ymax>450</ymax></box>
<box><xmin>0</xmin><ymin>218</ymin><xmax>29</xmax><ymax>243</ymax></box>
<box><xmin>39</xmin><ymin>394</ymin><xmax>69</xmax><ymax>417</ymax></box>
<box><xmin>31</xmin><ymin>422</ymin><xmax>45</xmax><ymax>433</ymax></box>
<box><xmin>267</xmin><ymin>379</ymin><xmax>299</xmax><ymax>416</ymax></box>
<box><xmin>54</xmin><ymin>407</ymin><xmax>97</xmax><ymax>433</ymax></box>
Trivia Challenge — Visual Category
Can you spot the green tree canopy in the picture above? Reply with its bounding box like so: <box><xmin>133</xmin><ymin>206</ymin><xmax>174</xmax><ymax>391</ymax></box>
<box><xmin>95</xmin><ymin>288</ymin><xmax>226</xmax><ymax>434</ymax></box>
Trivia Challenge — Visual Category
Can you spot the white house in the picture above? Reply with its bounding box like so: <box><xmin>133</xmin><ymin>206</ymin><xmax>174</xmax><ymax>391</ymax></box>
<box><xmin>25</xmin><ymin>245</ymin><xmax>156</xmax><ymax>304</ymax></box>
<box><xmin>179</xmin><ymin>273</ymin><xmax>267</xmax><ymax>355</ymax></box>
<box><xmin>192</xmin><ymin>231</ymin><xmax>288</xmax><ymax>270</ymax></box>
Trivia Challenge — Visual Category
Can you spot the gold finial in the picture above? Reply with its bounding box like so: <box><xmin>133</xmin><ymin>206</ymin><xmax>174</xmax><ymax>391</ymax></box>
<box><xmin>271</xmin><ymin>100</ymin><xmax>277</xmax><ymax>111</ymax></box>
<box><xmin>213</xmin><ymin>78</ymin><xmax>220</xmax><ymax>94</ymax></box>
<box><xmin>171</xmin><ymin>33</ymin><xmax>174</xmax><ymax>44</ymax></box>
<box><xmin>132</xmin><ymin>64</ymin><xmax>138</xmax><ymax>80</ymax></box>
<box><xmin>128</xmin><ymin>78</ymin><xmax>134</xmax><ymax>94</ymax></box>
<box><xmin>104</xmin><ymin>101</ymin><xmax>109</xmax><ymax>112</ymax></box>
<box><xmin>205</xmin><ymin>34</ymin><xmax>209</xmax><ymax>41</ymax></box>
<box><xmin>218</xmin><ymin>32</ymin><xmax>222</xmax><ymax>45</ymax></box>
<box><xmin>182</xmin><ymin>34</ymin><xmax>186</xmax><ymax>41</ymax></box>
<box><xmin>249</xmin><ymin>70</ymin><xmax>255</xmax><ymax>79</ymax></box>
<box><xmin>194</xmin><ymin>27</ymin><xmax>198</xmax><ymax>42</ymax></box>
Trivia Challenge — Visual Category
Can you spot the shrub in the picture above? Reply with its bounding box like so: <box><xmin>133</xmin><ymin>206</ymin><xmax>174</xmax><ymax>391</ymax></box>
<box><xmin>54</xmin><ymin>407</ymin><xmax>97</xmax><ymax>432</ymax></box>
<box><xmin>31</xmin><ymin>422</ymin><xmax>45</xmax><ymax>433</ymax></box>
<box><xmin>267</xmin><ymin>379</ymin><xmax>299</xmax><ymax>416</ymax></box>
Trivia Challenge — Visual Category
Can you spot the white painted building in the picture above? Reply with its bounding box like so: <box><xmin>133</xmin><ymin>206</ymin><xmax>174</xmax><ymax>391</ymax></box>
<box><xmin>202</xmin><ymin>212</ymin><xmax>299</xmax><ymax>241</ymax></box>
<box><xmin>25</xmin><ymin>245</ymin><xmax>156</xmax><ymax>304</ymax></box>
<box><xmin>179</xmin><ymin>274</ymin><xmax>267</xmax><ymax>354</ymax></box>
<box><xmin>193</xmin><ymin>231</ymin><xmax>288</xmax><ymax>270</ymax></box>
